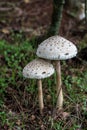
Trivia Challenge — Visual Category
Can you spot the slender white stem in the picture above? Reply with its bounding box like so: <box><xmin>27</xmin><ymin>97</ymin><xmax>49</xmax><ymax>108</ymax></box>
<box><xmin>37</xmin><ymin>79</ymin><xmax>44</xmax><ymax>114</ymax></box>
<box><xmin>55</xmin><ymin>61</ymin><xmax>63</xmax><ymax>109</ymax></box>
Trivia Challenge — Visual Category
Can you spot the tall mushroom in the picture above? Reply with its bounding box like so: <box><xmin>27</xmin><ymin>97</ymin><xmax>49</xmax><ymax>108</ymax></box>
<box><xmin>36</xmin><ymin>35</ymin><xmax>77</xmax><ymax>109</ymax></box>
<box><xmin>23</xmin><ymin>59</ymin><xmax>55</xmax><ymax>114</ymax></box>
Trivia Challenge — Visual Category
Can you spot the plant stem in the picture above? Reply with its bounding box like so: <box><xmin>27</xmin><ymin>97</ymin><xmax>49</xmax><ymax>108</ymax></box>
<box><xmin>47</xmin><ymin>0</ymin><xmax>65</xmax><ymax>36</ymax></box>
<box><xmin>37</xmin><ymin>79</ymin><xmax>44</xmax><ymax>114</ymax></box>
<box><xmin>55</xmin><ymin>61</ymin><xmax>63</xmax><ymax>109</ymax></box>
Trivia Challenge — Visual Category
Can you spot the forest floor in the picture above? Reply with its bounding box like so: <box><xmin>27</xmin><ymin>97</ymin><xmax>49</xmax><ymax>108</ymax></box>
<box><xmin>0</xmin><ymin>0</ymin><xmax>87</xmax><ymax>130</ymax></box>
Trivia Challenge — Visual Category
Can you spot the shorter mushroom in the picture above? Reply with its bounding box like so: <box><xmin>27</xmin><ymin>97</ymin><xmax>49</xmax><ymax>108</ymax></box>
<box><xmin>23</xmin><ymin>59</ymin><xmax>55</xmax><ymax>114</ymax></box>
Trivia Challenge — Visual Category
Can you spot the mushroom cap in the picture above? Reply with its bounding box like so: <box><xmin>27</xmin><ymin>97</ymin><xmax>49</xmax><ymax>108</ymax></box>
<box><xmin>23</xmin><ymin>59</ymin><xmax>55</xmax><ymax>79</ymax></box>
<box><xmin>36</xmin><ymin>35</ymin><xmax>77</xmax><ymax>60</ymax></box>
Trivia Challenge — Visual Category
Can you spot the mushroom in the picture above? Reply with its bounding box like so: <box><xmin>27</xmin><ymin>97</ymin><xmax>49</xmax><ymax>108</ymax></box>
<box><xmin>23</xmin><ymin>58</ymin><xmax>55</xmax><ymax>114</ymax></box>
<box><xmin>36</xmin><ymin>35</ymin><xmax>77</xmax><ymax>109</ymax></box>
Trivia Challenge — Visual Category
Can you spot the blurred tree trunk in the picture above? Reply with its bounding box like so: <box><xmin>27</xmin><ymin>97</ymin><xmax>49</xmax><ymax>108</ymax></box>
<box><xmin>33</xmin><ymin>0</ymin><xmax>65</xmax><ymax>47</ymax></box>
<box><xmin>47</xmin><ymin>0</ymin><xmax>65</xmax><ymax>36</ymax></box>
<box><xmin>85</xmin><ymin>0</ymin><xmax>87</xmax><ymax>21</ymax></box>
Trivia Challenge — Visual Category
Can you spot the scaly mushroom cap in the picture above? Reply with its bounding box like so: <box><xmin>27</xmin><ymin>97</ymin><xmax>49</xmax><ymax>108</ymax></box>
<box><xmin>23</xmin><ymin>59</ymin><xmax>55</xmax><ymax>79</ymax></box>
<box><xmin>36</xmin><ymin>35</ymin><xmax>77</xmax><ymax>60</ymax></box>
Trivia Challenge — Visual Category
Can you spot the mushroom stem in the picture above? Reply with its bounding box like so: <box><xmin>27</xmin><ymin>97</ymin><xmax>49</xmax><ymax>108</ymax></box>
<box><xmin>37</xmin><ymin>79</ymin><xmax>44</xmax><ymax>114</ymax></box>
<box><xmin>55</xmin><ymin>60</ymin><xmax>63</xmax><ymax>109</ymax></box>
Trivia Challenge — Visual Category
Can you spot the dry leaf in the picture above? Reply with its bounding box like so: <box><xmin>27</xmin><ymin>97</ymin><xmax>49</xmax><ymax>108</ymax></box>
<box><xmin>16</xmin><ymin>119</ymin><xmax>21</xmax><ymax>125</ymax></box>
<box><xmin>2</xmin><ymin>28</ymin><xmax>10</xmax><ymax>34</ymax></box>
<box><xmin>30</xmin><ymin>115</ymin><xmax>36</xmax><ymax>120</ymax></box>
<box><xmin>62</xmin><ymin>112</ymin><xmax>70</xmax><ymax>120</ymax></box>
<box><xmin>24</xmin><ymin>0</ymin><xmax>30</xmax><ymax>3</ymax></box>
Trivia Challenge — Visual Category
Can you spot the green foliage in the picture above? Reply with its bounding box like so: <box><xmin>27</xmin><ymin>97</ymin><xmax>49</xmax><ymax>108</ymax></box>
<box><xmin>0</xmin><ymin>78</ymin><xmax>7</xmax><ymax>105</ymax></box>
<box><xmin>78</xmin><ymin>39</ymin><xmax>87</xmax><ymax>51</ymax></box>
<box><xmin>0</xmin><ymin>111</ymin><xmax>7</xmax><ymax>126</ymax></box>
<box><xmin>0</xmin><ymin>39</ymin><xmax>34</xmax><ymax>104</ymax></box>
<box><xmin>53</xmin><ymin>122</ymin><xmax>63</xmax><ymax>130</ymax></box>
<box><xmin>69</xmin><ymin>125</ymin><xmax>81</xmax><ymax>130</ymax></box>
<box><xmin>63</xmin><ymin>71</ymin><xmax>87</xmax><ymax>102</ymax></box>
